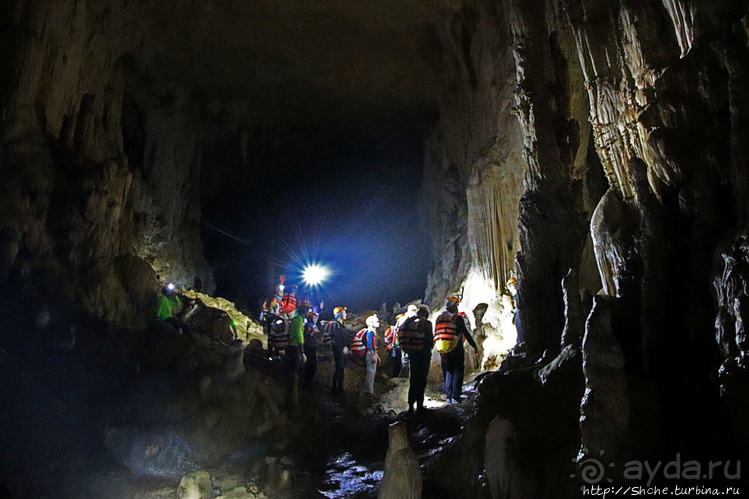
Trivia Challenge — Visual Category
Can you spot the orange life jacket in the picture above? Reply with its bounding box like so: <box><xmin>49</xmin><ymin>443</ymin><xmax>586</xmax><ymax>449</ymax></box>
<box><xmin>281</xmin><ymin>292</ymin><xmax>297</xmax><ymax>313</ymax></box>
<box><xmin>434</xmin><ymin>311</ymin><xmax>460</xmax><ymax>353</ymax></box>
<box><xmin>351</xmin><ymin>328</ymin><xmax>367</xmax><ymax>358</ymax></box>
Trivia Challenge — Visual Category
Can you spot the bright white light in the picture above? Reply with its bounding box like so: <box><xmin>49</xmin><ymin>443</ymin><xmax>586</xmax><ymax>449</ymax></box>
<box><xmin>167</xmin><ymin>283</ymin><xmax>175</xmax><ymax>291</ymax></box>
<box><xmin>302</xmin><ymin>264</ymin><xmax>329</xmax><ymax>286</ymax></box>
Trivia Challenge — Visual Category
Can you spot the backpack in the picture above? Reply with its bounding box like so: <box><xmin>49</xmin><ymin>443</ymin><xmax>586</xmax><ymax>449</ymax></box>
<box><xmin>398</xmin><ymin>317</ymin><xmax>427</xmax><ymax>353</ymax></box>
<box><xmin>267</xmin><ymin>314</ymin><xmax>289</xmax><ymax>349</ymax></box>
<box><xmin>319</xmin><ymin>320</ymin><xmax>332</xmax><ymax>347</ymax></box>
<box><xmin>351</xmin><ymin>328</ymin><xmax>367</xmax><ymax>359</ymax></box>
<box><xmin>434</xmin><ymin>311</ymin><xmax>460</xmax><ymax>354</ymax></box>
<box><xmin>304</xmin><ymin>323</ymin><xmax>321</xmax><ymax>348</ymax></box>
<box><xmin>327</xmin><ymin>320</ymin><xmax>349</xmax><ymax>349</ymax></box>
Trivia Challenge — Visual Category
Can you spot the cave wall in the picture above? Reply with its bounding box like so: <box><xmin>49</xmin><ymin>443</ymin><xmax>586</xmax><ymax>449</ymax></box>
<box><xmin>0</xmin><ymin>2</ymin><xmax>214</xmax><ymax>325</ymax></box>
<box><xmin>422</xmin><ymin>0</ymin><xmax>600</xmax><ymax>355</ymax></box>
<box><xmin>423</xmin><ymin>0</ymin><xmax>749</xmax><ymax>494</ymax></box>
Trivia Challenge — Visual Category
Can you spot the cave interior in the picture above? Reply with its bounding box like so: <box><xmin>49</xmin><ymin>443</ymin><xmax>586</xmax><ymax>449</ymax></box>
<box><xmin>2</xmin><ymin>0</ymin><xmax>749</xmax><ymax>497</ymax></box>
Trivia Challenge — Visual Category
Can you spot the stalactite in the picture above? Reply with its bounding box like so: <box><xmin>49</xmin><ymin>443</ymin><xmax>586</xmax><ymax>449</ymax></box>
<box><xmin>662</xmin><ymin>0</ymin><xmax>695</xmax><ymax>58</ymax></box>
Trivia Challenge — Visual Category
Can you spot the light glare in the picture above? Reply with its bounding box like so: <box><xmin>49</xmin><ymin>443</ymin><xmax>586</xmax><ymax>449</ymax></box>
<box><xmin>302</xmin><ymin>264</ymin><xmax>329</xmax><ymax>286</ymax></box>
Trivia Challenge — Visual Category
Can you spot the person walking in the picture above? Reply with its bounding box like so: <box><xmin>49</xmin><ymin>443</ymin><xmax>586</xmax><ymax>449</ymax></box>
<box><xmin>435</xmin><ymin>296</ymin><xmax>478</xmax><ymax>404</ymax></box>
<box><xmin>399</xmin><ymin>305</ymin><xmax>433</xmax><ymax>415</ymax></box>
<box><xmin>362</xmin><ymin>314</ymin><xmax>381</xmax><ymax>396</ymax></box>
<box><xmin>396</xmin><ymin>304</ymin><xmax>418</xmax><ymax>377</ymax></box>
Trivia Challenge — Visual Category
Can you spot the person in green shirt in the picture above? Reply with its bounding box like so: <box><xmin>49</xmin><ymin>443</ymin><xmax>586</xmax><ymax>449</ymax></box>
<box><xmin>285</xmin><ymin>301</ymin><xmax>307</xmax><ymax>413</ymax></box>
<box><xmin>156</xmin><ymin>285</ymin><xmax>190</xmax><ymax>336</ymax></box>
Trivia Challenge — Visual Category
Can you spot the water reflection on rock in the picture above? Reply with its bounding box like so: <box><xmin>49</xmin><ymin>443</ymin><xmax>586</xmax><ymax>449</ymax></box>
<box><xmin>319</xmin><ymin>452</ymin><xmax>383</xmax><ymax>499</ymax></box>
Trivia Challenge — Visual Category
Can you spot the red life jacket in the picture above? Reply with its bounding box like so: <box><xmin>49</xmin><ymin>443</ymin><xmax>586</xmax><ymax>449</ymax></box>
<box><xmin>351</xmin><ymin>328</ymin><xmax>367</xmax><ymax>358</ymax></box>
<box><xmin>384</xmin><ymin>325</ymin><xmax>397</xmax><ymax>350</ymax></box>
<box><xmin>281</xmin><ymin>292</ymin><xmax>297</xmax><ymax>313</ymax></box>
<box><xmin>434</xmin><ymin>311</ymin><xmax>460</xmax><ymax>353</ymax></box>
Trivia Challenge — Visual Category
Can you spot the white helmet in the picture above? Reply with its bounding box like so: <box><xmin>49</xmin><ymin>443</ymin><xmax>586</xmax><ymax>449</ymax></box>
<box><xmin>366</xmin><ymin>315</ymin><xmax>380</xmax><ymax>328</ymax></box>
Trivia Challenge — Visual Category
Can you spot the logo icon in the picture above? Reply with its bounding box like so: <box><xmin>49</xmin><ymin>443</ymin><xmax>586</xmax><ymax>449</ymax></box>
<box><xmin>570</xmin><ymin>450</ymin><xmax>615</xmax><ymax>484</ymax></box>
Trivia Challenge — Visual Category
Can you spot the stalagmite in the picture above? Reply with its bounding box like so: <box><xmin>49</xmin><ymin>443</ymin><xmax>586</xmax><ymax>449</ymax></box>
<box><xmin>378</xmin><ymin>422</ymin><xmax>422</xmax><ymax>499</ymax></box>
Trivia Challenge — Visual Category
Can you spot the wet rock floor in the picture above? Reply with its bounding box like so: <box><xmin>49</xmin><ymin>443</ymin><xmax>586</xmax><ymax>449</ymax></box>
<box><xmin>129</xmin><ymin>376</ymin><xmax>477</xmax><ymax>498</ymax></box>
<box><xmin>0</xmin><ymin>336</ymin><xmax>476</xmax><ymax>498</ymax></box>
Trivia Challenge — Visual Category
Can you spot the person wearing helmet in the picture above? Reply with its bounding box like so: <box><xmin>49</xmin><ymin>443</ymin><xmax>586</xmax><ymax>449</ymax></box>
<box><xmin>403</xmin><ymin>305</ymin><xmax>433</xmax><ymax>415</ymax></box>
<box><xmin>156</xmin><ymin>284</ymin><xmax>191</xmax><ymax>336</ymax></box>
<box><xmin>302</xmin><ymin>309</ymin><xmax>321</xmax><ymax>390</ymax></box>
<box><xmin>283</xmin><ymin>301</ymin><xmax>306</xmax><ymax>414</ymax></box>
<box><xmin>396</xmin><ymin>304</ymin><xmax>419</xmax><ymax>378</ymax></box>
<box><xmin>384</xmin><ymin>314</ymin><xmax>404</xmax><ymax>378</ymax></box>
<box><xmin>362</xmin><ymin>314</ymin><xmax>381</xmax><ymax>396</ymax></box>
<box><xmin>506</xmin><ymin>277</ymin><xmax>525</xmax><ymax>347</ymax></box>
<box><xmin>328</xmin><ymin>306</ymin><xmax>350</xmax><ymax>397</ymax></box>
<box><xmin>437</xmin><ymin>296</ymin><xmax>478</xmax><ymax>404</ymax></box>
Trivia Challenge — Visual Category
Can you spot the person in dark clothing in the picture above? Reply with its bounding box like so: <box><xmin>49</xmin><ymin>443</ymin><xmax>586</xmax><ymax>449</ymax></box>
<box><xmin>397</xmin><ymin>304</ymin><xmax>418</xmax><ymax>377</ymax></box>
<box><xmin>437</xmin><ymin>296</ymin><xmax>478</xmax><ymax>404</ymax></box>
<box><xmin>405</xmin><ymin>305</ymin><xmax>434</xmax><ymax>415</ymax></box>
<box><xmin>193</xmin><ymin>275</ymin><xmax>203</xmax><ymax>293</ymax></box>
<box><xmin>328</xmin><ymin>306</ymin><xmax>350</xmax><ymax>396</ymax></box>
<box><xmin>302</xmin><ymin>309</ymin><xmax>321</xmax><ymax>389</ymax></box>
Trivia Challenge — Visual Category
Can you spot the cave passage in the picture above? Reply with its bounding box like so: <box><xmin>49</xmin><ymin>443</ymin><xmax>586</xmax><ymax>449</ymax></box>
<box><xmin>198</xmin><ymin>122</ymin><xmax>434</xmax><ymax>315</ymax></box>
<box><xmin>3</xmin><ymin>0</ymin><xmax>749</xmax><ymax>497</ymax></box>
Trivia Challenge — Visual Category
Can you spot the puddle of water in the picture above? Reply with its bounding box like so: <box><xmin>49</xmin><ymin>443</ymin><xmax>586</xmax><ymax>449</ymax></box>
<box><xmin>318</xmin><ymin>452</ymin><xmax>383</xmax><ymax>499</ymax></box>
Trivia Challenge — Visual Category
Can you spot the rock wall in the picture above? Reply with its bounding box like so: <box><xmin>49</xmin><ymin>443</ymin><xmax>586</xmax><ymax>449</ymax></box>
<box><xmin>423</xmin><ymin>0</ymin><xmax>749</xmax><ymax>494</ymax></box>
<box><xmin>0</xmin><ymin>2</ymin><xmax>214</xmax><ymax>325</ymax></box>
<box><xmin>422</xmin><ymin>0</ymin><xmax>601</xmax><ymax>362</ymax></box>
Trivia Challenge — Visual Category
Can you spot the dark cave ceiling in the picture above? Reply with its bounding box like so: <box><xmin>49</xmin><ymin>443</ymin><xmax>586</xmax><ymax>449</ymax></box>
<box><xmin>116</xmin><ymin>0</ymin><xmax>446</xmax><ymax>309</ymax></box>
<box><xmin>127</xmin><ymin>0</ymin><xmax>442</xmax><ymax>127</ymax></box>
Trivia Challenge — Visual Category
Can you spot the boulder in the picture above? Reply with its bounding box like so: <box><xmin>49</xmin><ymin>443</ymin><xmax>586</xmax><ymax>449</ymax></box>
<box><xmin>186</xmin><ymin>298</ymin><xmax>236</xmax><ymax>344</ymax></box>
<box><xmin>177</xmin><ymin>470</ymin><xmax>214</xmax><ymax>499</ymax></box>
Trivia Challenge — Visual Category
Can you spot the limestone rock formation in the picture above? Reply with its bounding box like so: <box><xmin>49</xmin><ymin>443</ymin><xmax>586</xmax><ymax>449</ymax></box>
<box><xmin>378</xmin><ymin>421</ymin><xmax>422</xmax><ymax>499</ymax></box>
<box><xmin>421</xmin><ymin>0</ymin><xmax>749</xmax><ymax>494</ymax></box>
<box><xmin>3</xmin><ymin>0</ymin><xmax>749</xmax><ymax>497</ymax></box>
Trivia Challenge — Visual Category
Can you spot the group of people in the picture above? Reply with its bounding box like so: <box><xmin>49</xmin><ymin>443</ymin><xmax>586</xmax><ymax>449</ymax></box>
<box><xmin>261</xmin><ymin>285</ymin><xmax>482</xmax><ymax>415</ymax></box>
<box><xmin>157</xmin><ymin>274</ymin><xmax>525</xmax><ymax>415</ymax></box>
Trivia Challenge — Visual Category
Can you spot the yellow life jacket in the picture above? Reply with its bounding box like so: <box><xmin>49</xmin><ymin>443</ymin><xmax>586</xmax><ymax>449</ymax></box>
<box><xmin>434</xmin><ymin>311</ymin><xmax>460</xmax><ymax>354</ymax></box>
